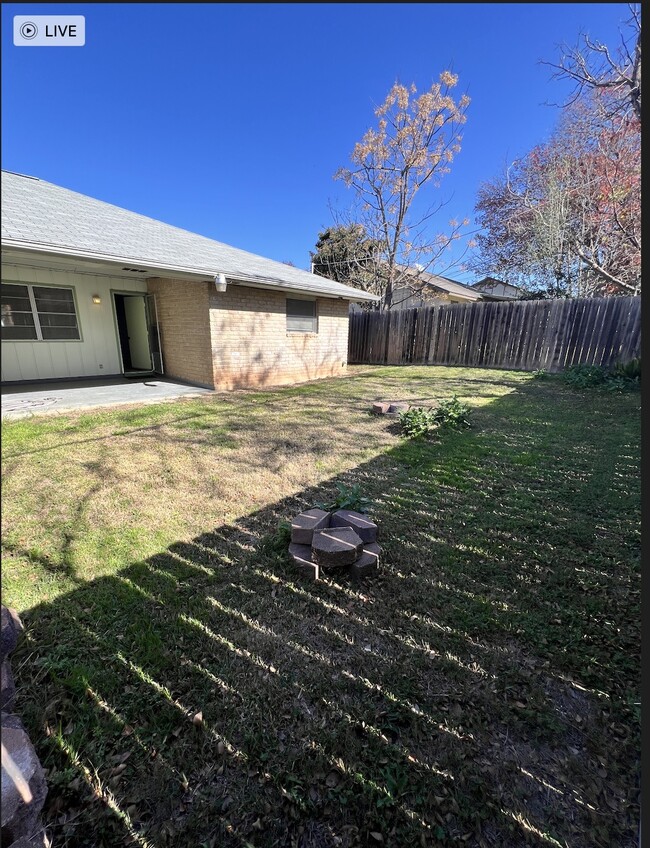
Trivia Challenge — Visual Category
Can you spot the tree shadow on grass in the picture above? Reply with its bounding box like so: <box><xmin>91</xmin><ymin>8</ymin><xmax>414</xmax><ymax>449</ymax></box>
<box><xmin>8</xmin><ymin>380</ymin><xmax>640</xmax><ymax>848</ymax></box>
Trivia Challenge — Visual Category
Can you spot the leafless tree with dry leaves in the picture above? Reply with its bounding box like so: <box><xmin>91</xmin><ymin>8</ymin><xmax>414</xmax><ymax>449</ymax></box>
<box><xmin>544</xmin><ymin>4</ymin><xmax>641</xmax><ymax>122</ymax></box>
<box><xmin>335</xmin><ymin>74</ymin><xmax>471</xmax><ymax>310</ymax></box>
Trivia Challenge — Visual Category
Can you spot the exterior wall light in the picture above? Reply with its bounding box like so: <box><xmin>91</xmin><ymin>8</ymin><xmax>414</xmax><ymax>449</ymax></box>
<box><xmin>92</xmin><ymin>295</ymin><xmax>101</xmax><ymax>304</ymax></box>
<box><xmin>214</xmin><ymin>273</ymin><xmax>228</xmax><ymax>292</ymax></box>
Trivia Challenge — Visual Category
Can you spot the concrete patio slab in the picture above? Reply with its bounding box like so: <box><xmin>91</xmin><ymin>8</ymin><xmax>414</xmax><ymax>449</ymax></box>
<box><xmin>1</xmin><ymin>377</ymin><xmax>214</xmax><ymax>420</ymax></box>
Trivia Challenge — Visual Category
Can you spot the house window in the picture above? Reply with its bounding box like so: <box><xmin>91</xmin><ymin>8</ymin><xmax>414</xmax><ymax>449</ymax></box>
<box><xmin>1</xmin><ymin>283</ymin><xmax>80</xmax><ymax>341</ymax></box>
<box><xmin>286</xmin><ymin>298</ymin><xmax>317</xmax><ymax>333</ymax></box>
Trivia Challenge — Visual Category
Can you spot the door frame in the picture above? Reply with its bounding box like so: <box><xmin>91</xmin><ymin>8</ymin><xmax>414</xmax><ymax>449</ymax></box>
<box><xmin>111</xmin><ymin>290</ymin><xmax>163</xmax><ymax>377</ymax></box>
<box><xmin>145</xmin><ymin>292</ymin><xmax>164</xmax><ymax>375</ymax></box>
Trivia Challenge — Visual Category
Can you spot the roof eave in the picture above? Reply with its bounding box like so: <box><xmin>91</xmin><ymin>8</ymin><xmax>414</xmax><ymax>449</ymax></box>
<box><xmin>228</xmin><ymin>277</ymin><xmax>379</xmax><ymax>302</ymax></box>
<box><xmin>1</xmin><ymin>239</ymin><xmax>380</xmax><ymax>302</ymax></box>
<box><xmin>1</xmin><ymin>238</ymin><xmax>218</xmax><ymax>280</ymax></box>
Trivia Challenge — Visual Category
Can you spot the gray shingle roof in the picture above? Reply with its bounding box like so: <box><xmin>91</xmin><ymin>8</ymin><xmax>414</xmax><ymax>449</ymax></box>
<box><xmin>400</xmin><ymin>266</ymin><xmax>483</xmax><ymax>301</ymax></box>
<box><xmin>471</xmin><ymin>276</ymin><xmax>522</xmax><ymax>296</ymax></box>
<box><xmin>1</xmin><ymin>171</ymin><xmax>378</xmax><ymax>301</ymax></box>
<box><xmin>422</xmin><ymin>272</ymin><xmax>483</xmax><ymax>300</ymax></box>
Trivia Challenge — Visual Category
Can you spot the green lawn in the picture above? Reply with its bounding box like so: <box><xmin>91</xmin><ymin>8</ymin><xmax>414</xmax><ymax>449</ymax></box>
<box><xmin>1</xmin><ymin>366</ymin><xmax>640</xmax><ymax>848</ymax></box>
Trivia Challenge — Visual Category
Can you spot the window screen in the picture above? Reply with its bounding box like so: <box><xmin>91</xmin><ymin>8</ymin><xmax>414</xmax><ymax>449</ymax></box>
<box><xmin>1</xmin><ymin>284</ymin><xmax>38</xmax><ymax>340</ymax></box>
<box><xmin>1</xmin><ymin>283</ymin><xmax>80</xmax><ymax>341</ymax></box>
<box><xmin>33</xmin><ymin>286</ymin><xmax>80</xmax><ymax>340</ymax></box>
<box><xmin>286</xmin><ymin>298</ymin><xmax>317</xmax><ymax>333</ymax></box>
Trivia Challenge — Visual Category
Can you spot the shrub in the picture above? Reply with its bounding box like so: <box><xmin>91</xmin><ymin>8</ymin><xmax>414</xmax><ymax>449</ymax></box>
<box><xmin>432</xmin><ymin>395</ymin><xmax>472</xmax><ymax>430</ymax></box>
<box><xmin>562</xmin><ymin>360</ymin><xmax>640</xmax><ymax>392</ymax></box>
<box><xmin>603</xmin><ymin>376</ymin><xmax>634</xmax><ymax>392</ymax></box>
<box><xmin>316</xmin><ymin>482</ymin><xmax>372</xmax><ymax>513</ymax></box>
<box><xmin>603</xmin><ymin>373</ymin><xmax>640</xmax><ymax>392</ymax></box>
<box><xmin>562</xmin><ymin>364</ymin><xmax>608</xmax><ymax>388</ymax></box>
<box><xmin>398</xmin><ymin>406</ymin><xmax>438</xmax><ymax>438</ymax></box>
<box><xmin>610</xmin><ymin>357</ymin><xmax>641</xmax><ymax>382</ymax></box>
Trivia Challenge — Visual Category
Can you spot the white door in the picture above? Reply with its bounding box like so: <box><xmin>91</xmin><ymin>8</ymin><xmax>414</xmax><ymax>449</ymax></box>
<box><xmin>145</xmin><ymin>293</ymin><xmax>163</xmax><ymax>374</ymax></box>
<box><xmin>123</xmin><ymin>296</ymin><xmax>152</xmax><ymax>371</ymax></box>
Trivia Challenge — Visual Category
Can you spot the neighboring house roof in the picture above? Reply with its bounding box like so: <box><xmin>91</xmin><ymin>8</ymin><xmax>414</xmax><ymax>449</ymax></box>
<box><xmin>397</xmin><ymin>268</ymin><xmax>483</xmax><ymax>302</ymax></box>
<box><xmin>1</xmin><ymin>171</ymin><xmax>378</xmax><ymax>301</ymax></box>
<box><xmin>471</xmin><ymin>276</ymin><xmax>522</xmax><ymax>296</ymax></box>
<box><xmin>423</xmin><ymin>272</ymin><xmax>484</xmax><ymax>301</ymax></box>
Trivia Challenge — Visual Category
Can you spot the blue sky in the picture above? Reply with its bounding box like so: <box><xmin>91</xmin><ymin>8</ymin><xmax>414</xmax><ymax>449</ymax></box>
<box><xmin>2</xmin><ymin>3</ymin><xmax>630</xmax><ymax>283</ymax></box>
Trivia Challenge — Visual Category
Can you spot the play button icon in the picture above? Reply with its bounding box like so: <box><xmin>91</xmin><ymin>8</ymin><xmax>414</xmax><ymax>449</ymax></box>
<box><xmin>19</xmin><ymin>22</ymin><xmax>38</xmax><ymax>39</ymax></box>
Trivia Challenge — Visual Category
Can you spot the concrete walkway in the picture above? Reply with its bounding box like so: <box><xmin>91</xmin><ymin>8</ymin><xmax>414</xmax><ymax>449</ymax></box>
<box><xmin>1</xmin><ymin>377</ymin><xmax>214</xmax><ymax>420</ymax></box>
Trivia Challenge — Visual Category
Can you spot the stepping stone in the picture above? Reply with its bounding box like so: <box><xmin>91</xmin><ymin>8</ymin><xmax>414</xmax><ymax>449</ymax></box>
<box><xmin>388</xmin><ymin>403</ymin><xmax>409</xmax><ymax>414</ymax></box>
<box><xmin>350</xmin><ymin>542</ymin><xmax>381</xmax><ymax>578</ymax></box>
<box><xmin>288</xmin><ymin>543</ymin><xmax>319</xmax><ymax>580</ymax></box>
<box><xmin>290</xmin><ymin>509</ymin><xmax>330</xmax><ymax>545</ymax></box>
<box><xmin>330</xmin><ymin>509</ymin><xmax>378</xmax><ymax>544</ymax></box>
<box><xmin>311</xmin><ymin>528</ymin><xmax>363</xmax><ymax>570</ymax></box>
<box><xmin>372</xmin><ymin>402</ymin><xmax>390</xmax><ymax>415</ymax></box>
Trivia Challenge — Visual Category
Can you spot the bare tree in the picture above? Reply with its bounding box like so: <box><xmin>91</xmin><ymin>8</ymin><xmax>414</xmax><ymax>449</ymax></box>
<box><xmin>335</xmin><ymin>75</ymin><xmax>470</xmax><ymax>309</ymax></box>
<box><xmin>544</xmin><ymin>4</ymin><xmax>641</xmax><ymax>122</ymax></box>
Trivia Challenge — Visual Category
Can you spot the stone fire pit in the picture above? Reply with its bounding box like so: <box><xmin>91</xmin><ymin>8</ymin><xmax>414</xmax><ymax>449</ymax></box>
<box><xmin>288</xmin><ymin>508</ymin><xmax>380</xmax><ymax>580</ymax></box>
<box><xmin>372</xmin><ymin>402</ymin><xmax>410</xmax><ymax>416</ymax></box>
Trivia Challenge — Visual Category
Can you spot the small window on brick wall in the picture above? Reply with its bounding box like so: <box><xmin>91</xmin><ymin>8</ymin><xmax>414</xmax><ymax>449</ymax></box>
<box><xmin>286</xmin><ymin>298</ymin><xmax>317</xmax><ymax>333</ymax></box>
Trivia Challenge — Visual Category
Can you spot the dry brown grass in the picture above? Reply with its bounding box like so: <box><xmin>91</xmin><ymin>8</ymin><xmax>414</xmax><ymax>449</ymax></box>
<box><xmin>1</xmin><ymin>366</ymin><xmax>640</xmax><ymax>848</ymax></box>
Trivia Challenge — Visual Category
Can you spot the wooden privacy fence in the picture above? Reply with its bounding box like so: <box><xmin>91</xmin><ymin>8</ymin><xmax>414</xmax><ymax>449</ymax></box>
<box><xmin>348</xmin><ymin>296</ymin><xmax>641</xmax><ymax>372</ymax></box>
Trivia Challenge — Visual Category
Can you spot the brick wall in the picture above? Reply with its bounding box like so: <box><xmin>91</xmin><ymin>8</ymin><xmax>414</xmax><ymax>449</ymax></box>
<box><xmin>208</xmin><ymin>285</ymin><xmax>350</xmax><ymax>390</ymax></box>
<box><xmin>146</xmin><ymin>278</ymin><xmax>214</xmax><ymax>387</ymax></box>
<box><xmin>147</xmin><ymin>279</ymin><xmax>351</xmax><ymax>391</ymax></box>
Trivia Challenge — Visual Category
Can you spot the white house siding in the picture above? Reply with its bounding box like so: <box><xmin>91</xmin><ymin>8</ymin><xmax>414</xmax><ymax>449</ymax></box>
<box><xmin>1</xmin><ymin>263</ymin><xmax>147</xmax><ymax>382</ymax></box>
